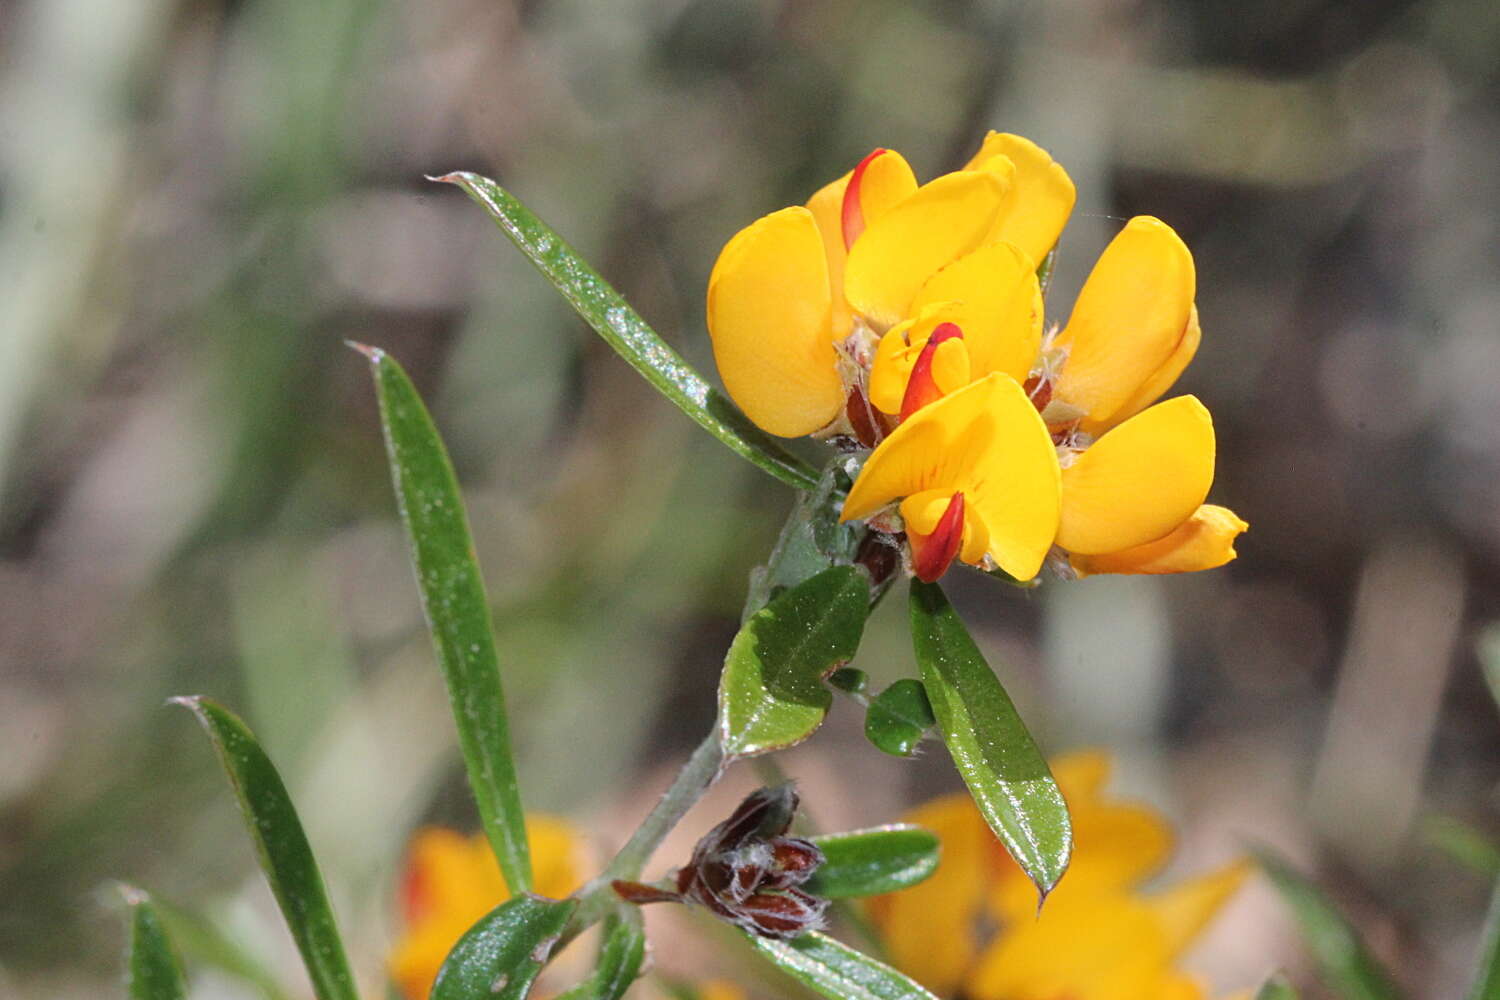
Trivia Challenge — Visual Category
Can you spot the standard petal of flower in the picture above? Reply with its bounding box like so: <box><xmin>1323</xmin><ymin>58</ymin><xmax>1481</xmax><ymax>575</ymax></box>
<box><xmin>1052</xmin><ymin>217</ymin><xmax>1196</xmax><ymax>428</ymax></box>
<box><xmin>842</xmin><ymin>148</ymin><xmax>919</xmax><ymax>247</ymax></box>
<box><xmin>1102</xmin><ymin>304</ymin><xmax>1202</xmax><ymax>432</ymax></box>
<box><xmin>1144</xmin><ymin>860</ymin><xmax>1249</xmax><ymax>960</ymax></box>
<box><xmin>963</xmin><ymin>132</ymin><xmax>1077</xmax><ymax>266</ymax></box>
<box><xmin>912</xmin><ymin>241</ymin><xmax>1043</xmax><ymax>384</ymax></box>
<box><xmin>706</xmin><ymin>206</ymin><xmax>842</xmax><ymax>437</ymax></box>
<box><xmin>967</xmin><ymin>892</ymin><xmax>1171</xmax><ymax>1000</ymax></box>
<box><xmin>844</xmin><ymin>170</ymin><xmax>1008</xmax><ymax>331</ymax></box>
<box><xmin>867</xmin><ymin>794</ymin><xmax>997</xmax><ymax>996</ymax></box>
<box><xmin>842</xmin><ymin>373</ymin><xmax>1060</xmax><ymax>581</ymax></box>
<box><xmin>1057</xmin><ymin>395</ymin><xmax>1216</xmax><ymax>555</ymax></box>
<box><xmin>806</xmin><ymin>173</ymin><xmax>855</xmax><ymax>341</ymax></box>
<box><xmin>1071</xmin><ymin>504</ymin><xmax>1248</xmax><ymax>577</ymax></box>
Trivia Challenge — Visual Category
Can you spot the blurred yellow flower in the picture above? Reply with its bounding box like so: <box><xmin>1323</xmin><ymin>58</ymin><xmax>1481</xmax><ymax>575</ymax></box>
<box><xmin>388</xmin><ymin>818</ymin><xmax>588</xmax><ymax>1000</ymax></box>
<box><xmin>867</xmin><ymin>752</ymin><xmax>1246</xmax><ymax>1000</ymax></box>
<box><xmin>706</xmin><ymin>133</ymin><xmax>1074</xmax><ymax>439</ymax></box>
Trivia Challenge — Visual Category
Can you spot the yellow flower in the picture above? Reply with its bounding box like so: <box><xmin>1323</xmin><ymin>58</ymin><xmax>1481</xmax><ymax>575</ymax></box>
<box><xmin>389</xmin><ymin>818</ymin><xmax>588</xmax><ymax>1000</ymax></box>
<box><xmin>1036</xmin><ymin>217</ymin><xmax>1247</xmax><ymax>577</ymax></box>
<box><xmin>706</xmin><ymin>133</ymin><xmax>1075</xmax><ymax>439</ymax></box>
<box><xmin>867</xmin><ymin>752</ymin><xmax>1246</xmax><ymax>1000</ymax></box>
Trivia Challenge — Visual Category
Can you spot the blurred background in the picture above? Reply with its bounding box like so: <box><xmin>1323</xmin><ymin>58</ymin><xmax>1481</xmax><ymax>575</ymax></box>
<box><xmin>2</xmin><ymin>0</ymin><xmax>1497</xmax><ymax>996</ymax></box>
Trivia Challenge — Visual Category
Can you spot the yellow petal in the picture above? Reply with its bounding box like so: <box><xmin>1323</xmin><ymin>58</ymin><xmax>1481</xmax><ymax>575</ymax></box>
<box><xmin>844</xmin><ymin>170</ymin><xmax>1008</xmax><ymax>331</ymax></box>
<box><xmin>912</xmin><ymin>241</ymin><xmax>1044</xmax><ymax>383</ymax></box>
<box><xmin>1102</xmin><ymin>304</ymin><xmax>1201</xmax><ymax>432</ymax></box>
<box><xmin>869</xmin><ymin>794</ymin><xmax>997</xmax><ymax>995</ymax></box>
<box><xmin>842</xmin><ymin>373</ymin><xmax>1060</xmax><ymax>581</ymax></box>
<box><xmin>968</xmin><ymin>892</ymin><xmax>1171</xmax><ymax>1000</ymax></box>
<box><xmin>806</xmin><ymin>173</ymin><xmax>854</xmax><ymax>341</ymax></box>
<box><xmin>706</xmin><ymin>206</ymin><xmax>842</xmax><ymax>437</ymax></box>
<box><xmin>1071</xmin><ymin>504</ymin><xmax>1248</xmax><ymax>577</ymax></box>
<box><xmin>1049</xmin><ymin>749</ymin><xmax>1112</xmax><ymax>802</ymax></box>
<box><xmin>964</xmin><ymin>132</ymin><xmax>1077</xmax><ymax>265</ymax></box>
<box><xmin>1145</xmin><ymin>859</ymin><xmax>1249</xmax><ymax>959</ymax></box>
<box><xmin>844</xmin><ymin>148</ymin><xmax>920</xmax><ymax>246</ymax></box>
<box><xmin>1052</xmin><ymin>217</ymin><xmax>1196</xmax><ymax>427</ymax></box>
<box><xmin>1057</xmin><ymin>395</ymin><xmax>1215</xmax><ymax>555</ymax></box>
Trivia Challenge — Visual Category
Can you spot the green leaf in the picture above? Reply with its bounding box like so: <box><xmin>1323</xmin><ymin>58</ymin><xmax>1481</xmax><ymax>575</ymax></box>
<box><xmin>1252</xmin><ymin>847</ymin><xmax>1402</xmax><ymax>1000</ymax></box>
<box><xmin>556</xmin><ymin>910</ymin><xmax>646</xmax><ymax>1000</ymax></box>
<box><xmin>359</xmin><ymin>345</ymin><xmax>532</xmax><ymax>893</ymax></box>
<box><xmin>1257</xmin><ymin>973</ymin><xmax>1300</xmax><ymax>1000</ymax></box>
<box><xmin>1465</xmin><ymin>878</ymin><xmax>1500</xmax><ymax>1000</ymax></box>
<box><xmin>173</xmin><ymin>698</ymin><xmax>358</xmax><ymax>1000</ymax></box>
<box><xmin>1422</xmin><ymin>815</ymin><xmax>1500</xmax><ymax>878</ymax></box>
<box><xmin>828</xmin><ymin>667</ymin><xmax>870</xmax><ymax>695</ymax></box>
<box><xmin>431</xmin><ymin>894</ymin><xmax>577</xmax><ymax>1000</ymax></box>
<box><xmin>123</xmin><ymin>886</ymin><xmax>188</xmax><ymax>1000</ymax></box>
<box><xmin>864</xmin><ymin>679</ymin><xmax>935</xmax><ymax>758</ymax></box>
<box><xmin>908</xmin><ymin>581</ymin><xmax>1071</xmax><ymax>898</ymax></box>
<box><xmin>439</xmin><ymin>171</ymin><xmax>819</xmax><ymax>492</ymax></box>
<box><xmin>804</xmin><ymin>825</ymin><xmax>940</xmax><ymax>899</ymax></box>
<box><xmin>719</xmin><ymin>566</ymin><xmax>872</xmax><ymax>758</ymax></box>
<box><xmin>749</xmin><ymin>930</ymin><xmax>939</xmax><ymax>1000</ymax></box>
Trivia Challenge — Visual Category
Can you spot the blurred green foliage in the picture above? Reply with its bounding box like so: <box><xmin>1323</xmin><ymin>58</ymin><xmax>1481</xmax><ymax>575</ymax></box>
<box><xmin>1</xmin><ymin>0</ymin><xmax>1498</xmax><ymax>995</ymax></box>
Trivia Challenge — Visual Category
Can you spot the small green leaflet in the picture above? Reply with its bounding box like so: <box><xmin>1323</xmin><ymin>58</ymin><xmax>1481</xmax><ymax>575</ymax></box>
<box><xmin>864</xmin><ymin>679</ymin><xmax>935</xmax><ymax>758</ymax></box>
<box><xmin>430</xmin><ymin>894</ymin><xmax>577</xmax><ymax>1000</ymax></box>
<box><xmin>804</xmin><ymin>825</ymin><xmax>940</xmax><ymax>899</ymax></box>
<box><xmin>719</xmin><ymin>566</ymin><xmax>872</xmax><ymax>758</ymax></box>
<box><xmin>123</xmin><ymin>886</ymin><xmax>188</xmax><ymax>1000</ymax></box>
<box><xmin>749</xmin><ymin>930</ymin><xmax>940</xmax><ymax>1000</ymax></box>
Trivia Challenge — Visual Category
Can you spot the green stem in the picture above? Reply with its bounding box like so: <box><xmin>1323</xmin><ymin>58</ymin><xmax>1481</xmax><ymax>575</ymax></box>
<box><xmin>606</xmin><ymin>731</ymin><xmax>725</xmax><ymax>880</ymax></box>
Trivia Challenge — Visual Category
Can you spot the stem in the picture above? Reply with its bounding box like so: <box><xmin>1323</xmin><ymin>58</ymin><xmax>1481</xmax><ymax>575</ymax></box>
<box><xmin>605</xmin><ymin>730</ymin><xmax>725</xmax><ymax>880</ymax></box>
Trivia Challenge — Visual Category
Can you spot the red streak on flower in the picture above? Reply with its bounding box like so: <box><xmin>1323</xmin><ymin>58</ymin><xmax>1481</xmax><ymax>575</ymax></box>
<box><xmin>399</xmin><ymin>860</ymin><xmax>430</xmax><ymax>924</ymax></box>
<box><xmin>912</xmin><ymin>491</ymin><xmax>965</xmax><ymax>583</ymax></box>
<box><xmin>899</xmin><ymin>322</ymin><xmax>964</xmax><ymax>421</ymax></box>
<box><xmin>841</xmin><ymin>148</ymin><xmax>887</xmax><ymax>250</ymax></box>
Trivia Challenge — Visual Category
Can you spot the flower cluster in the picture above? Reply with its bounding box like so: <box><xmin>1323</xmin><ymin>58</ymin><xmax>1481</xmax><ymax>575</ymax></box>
<box><xmin>868</xmin><ymin>752</ymin><xmax>1247</xmax><ymax>1000</ymax></box>
<box><xmin>707</xmin><ymin>133</ymin><xmax>1247</xmax><ymax>584</ymax></box>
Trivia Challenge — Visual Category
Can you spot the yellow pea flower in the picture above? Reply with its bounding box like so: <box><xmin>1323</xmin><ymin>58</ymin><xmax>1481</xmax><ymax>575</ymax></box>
<box><xmin>1036</xmin><ymin>217</ymin><xmax>1248</xmax><ymax>576</ymax></box>
<box><xmin>867</xmin><ymin>752</ymin><xmax>1247</xmax><ymax>1000</ymax></box>
<box><xmin>388</xmin><ymin>818</ymin><xmax>589</xmax><ymax>1000</ymax></box>
<box><xmin>706</xmin><ymin>133</ymin><xmax>1075</xmax><ymax>440</ymax></box>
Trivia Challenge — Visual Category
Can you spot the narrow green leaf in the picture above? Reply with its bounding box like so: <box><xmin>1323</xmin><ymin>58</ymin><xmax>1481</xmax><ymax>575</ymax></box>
<box><xmin>1257</xmin><ymin>973</ymin><xmax>1300</xmax><ymax>1000</ymax></box>
<box><xmin>908</xmin><ymin>581</ymin><xmax>1071</xmax><ymax>898</ymax></box>
<box><xmin>864</xmin><ymin>679</ymin><xmax>935</xmax><ymax>758</ymax></box>
<box><xmin>123</xmin><ymin>887</ymin><xmax>188</xmax><ymax>1000</ymax></box>
<box><xmin>173</xmin><ymin>698</ymin><xmax>358</xmax><ymax>1000</ymax></box>
<box><xmin>1252</xmin><ymin>847</ymin><xmax>1402</xmax><ymax>1000</ymax></box>
<box><xmin>804</xmin><ymin>825</ymin><xmax>940</xmax><ymax>899</ymax></box>
<box><xmin>439</xmin><ymin>171</ymin><xmax>819</xmax><ymax>492</ymax></box>
<box><xmin>1422</xmin><ymin>815</ymin><xmax>1500</xmax><ymax>878</ymax></box>
<box><xmin>431</xmin><ymin>894</ymin><xmax>577</xmax><ymax>1000</ymax></box>
<box><xmin>556</xmin><ymin>910</ymin><xmax>646</xmax><ymax>1000</ymax></box>
<box><xmin>749</xmin><ymin>930</ymin><xmax>939</xmax><ymax>1000</ymax></box>
<box><xmin>719</xmin><ymin>566</ymin><xmax>872</xmax><ymax>758</ymax></box>
<box><xmin>359</xmin><ymin>345</ymin><xmax>531</xmax><ymax>892</ymax></box>
<box><xmin>1465</xmin><ymin>878</ymin><xmax>1500</xmax><ymax>1000</ymax></box>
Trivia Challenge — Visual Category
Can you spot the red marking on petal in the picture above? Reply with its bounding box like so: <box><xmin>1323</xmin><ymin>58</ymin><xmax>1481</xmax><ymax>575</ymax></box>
<box><xmin>399</xmin><ymin>859</ymin><xmax>429</xmax><ymax>924</ymax></box>
<box><xmin>911</xmin><ymin>492</ymin><xmax>966</xmax><ymax>583</ymax></box>
<box><xmin>899</xmin><ymin>322</ymin><xmax>964</xmax><ymax>421</ymax></box>
<box><xmin>841</xmin><ymin>148</ymin><xmax>887</xmax><ymax>251</ymax></box>
<box><xmin>1023</xmin><ymin>373</ymin><xmax>1052</xmax><ymax>414</ymax></box>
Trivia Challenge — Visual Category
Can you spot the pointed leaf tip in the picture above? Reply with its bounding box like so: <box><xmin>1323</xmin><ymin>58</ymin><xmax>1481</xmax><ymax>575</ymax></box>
<box><xmin>909</xmin><ymin>580</ymin><xmax>1071</xmax><ymax>897</ymax></box>
<box><xmin>343</xmin><ymin>340</ymin><xmax>384</xmax><ymax>362</ymax></box>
